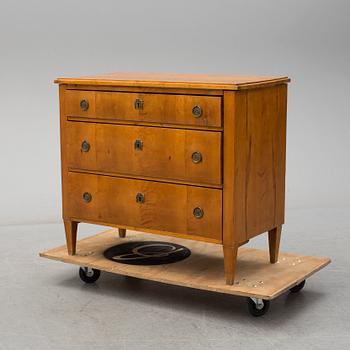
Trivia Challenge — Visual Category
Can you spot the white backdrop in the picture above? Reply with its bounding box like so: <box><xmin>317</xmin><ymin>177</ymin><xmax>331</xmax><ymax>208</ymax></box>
<box><xmin>0</xmin><ymin>0</ymin><xmax>349</xmax><ymax>225</ymax></box>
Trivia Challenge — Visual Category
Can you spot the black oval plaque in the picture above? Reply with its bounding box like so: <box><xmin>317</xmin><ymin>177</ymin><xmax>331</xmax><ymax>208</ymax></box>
<box><xmin>103</xmin><ymin>241</ymin><xmax>191</xmax><ymax>265</ymax></box>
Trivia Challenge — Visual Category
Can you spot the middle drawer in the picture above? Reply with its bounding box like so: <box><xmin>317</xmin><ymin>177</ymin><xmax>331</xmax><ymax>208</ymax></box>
<box><xmin>66</xmin><ymin>122</ymin><xmax>222</xmax><ymax>186</ymax></box>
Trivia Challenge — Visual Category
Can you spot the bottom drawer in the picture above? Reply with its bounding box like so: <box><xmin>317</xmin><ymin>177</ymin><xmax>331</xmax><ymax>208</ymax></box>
<box><xmin>66</xmin><ymin>172</ymin><xmax>222</xmax><ymax>242</ymax></box>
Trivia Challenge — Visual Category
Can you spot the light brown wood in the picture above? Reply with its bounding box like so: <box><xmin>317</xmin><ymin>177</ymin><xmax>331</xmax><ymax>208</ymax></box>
<box><xmin>222</xmin><ymin>91</ymin><xmax>246</xmax><ymax>283</ymax></box>
<box><xmin>59</xmin><ymin>85</ymin><xmax>69</xmax><ymax>217</ymax></box>
<box><xmin>55</xmin><ymin>72</ymin><xmax>290</xmax><ymax>90</ymax></box>
<box><xmin>57</xmin><ymin>72</ymin><xmax>290</xmax><ymax>285</ymax></box>
<box><xmin>268</xmin><ymin>226</ymin><xmax>282</xmax><ymax>263</ymax></box>
<box><xmin>223</xmin><ymin>85</ymin><xmax>288</xmax><ymax>242</ymax></box>
<box><xmin>63</xmin><ymin>220</ymin><xmax>78</xmax><ymax>255</ymax></box>
<box><xmin>223</xmin><ymin>244</ymin><xmax>239</xmax><ymax>285</ymax></box>
<box><xmin>66</xmin><ymin>172</ymin><xmax>222</xmax><ymax>242</ymax></box>
<box><xmin>66</xmin><ymin>84</ymin><xmax>224</xmax><ymax>96</ymax></box>
<box><xmin>66</xmin><ymin>121</ymin><xmax>222</xmax><ymax>185</ymax></box>
<box><xmin>64</xmin><ymin>90</ymin><xmax>222</xmax><ymax>127</ymax></box>
<box><xmin>39</xmin><ymin>230</ymin><xmax>330</xmax><ymax>300</ymax></box>
<box><xmin>244</xmin><ymin>85</ymin><xmax>287</xmax><ymax>237</ymax></box>
<box><xmin>223</xmin><ymin>91</ymin><xmax>248</xmax><ymax>247</ymax></box>
<box><xmin>67</xmin><ymin>116</ymin><xmax>223</xmax><ymax>132</ymax></box>
<box><xmin>69</xmin><ymin>169</ymin><xmax>223</xmax><ymax>190</ymax></box>
<box><xmin>68</xmin><ymin>218</ymin><xmax>221</xmax><ymax>244</ymax></box>
<box><xmin>118</xmin><ymin>228</ymin><xmax>126</xmax><ymax>238</ymax></box>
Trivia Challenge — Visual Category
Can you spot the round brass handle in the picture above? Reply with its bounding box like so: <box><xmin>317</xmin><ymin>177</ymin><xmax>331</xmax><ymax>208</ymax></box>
<box><xmin>136</xmin><ymin>192</ymin><xmax>145</xmax><ymax>203</ymax></box>
<box><xmin>134</xmin><ymin>98</ymin><xmax>144</xmax><ymax>110</ymax></box>
<box><xmin>134</xmin><ymin>139</ymin><xmax>143</xmax><ymax>151</ymax></box>
<box><xmin>80</xmin><ymin>99</ymin><xmax>89</xmax><ymax>111</ymax></box>
<box><xmin>83</xmin><ymin>192</ymin><xmax>92</xmax><ymax>203</ymax></box>
<box><xmin>192</xmin><ymin>105</ymin><xmax>202</xmax><ymax>118</ymax></box>
<box><xmin>191</xmin><ymin>151</ymin><xmax>202</xmax><ymax>164</ymax></box>
<box><xmin>193</xmin><ymin>207</ymin><xmax>204</xmax><ymax>219</ymax></box>
<box><xmin>81</xmin><ymin>140</ymin><xmax>90</xmax><ymax>152</ymax></box>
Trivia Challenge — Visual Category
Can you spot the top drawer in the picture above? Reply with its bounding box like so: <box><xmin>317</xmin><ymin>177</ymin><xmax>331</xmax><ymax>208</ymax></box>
<box><xmin>64</xmin><ymin>90</ymin><xmax>222</xmax><ymax>128</ymax></box>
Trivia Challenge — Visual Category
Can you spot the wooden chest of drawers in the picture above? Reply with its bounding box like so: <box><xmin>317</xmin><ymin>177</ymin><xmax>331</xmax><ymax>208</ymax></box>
<box><xmin>55</xmin><ymin>72</ymin><xmax>290</xmax><ymax>284</ymax></box>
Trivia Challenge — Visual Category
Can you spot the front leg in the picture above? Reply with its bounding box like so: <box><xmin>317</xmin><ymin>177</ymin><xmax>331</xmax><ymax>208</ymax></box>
<box><xmin>64</xmin><ymin>220</ymin><xmax>78</xmax><ymax>255</ymax></box>
<box><xmin>223</xmin><ymin>244</ymin><xmax>239</xmax><ymax>285</ymax></box>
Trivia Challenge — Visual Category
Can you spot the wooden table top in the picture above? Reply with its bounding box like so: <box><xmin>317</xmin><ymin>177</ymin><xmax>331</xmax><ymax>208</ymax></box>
<box><xmin>55</xmin><ymin>72</ymin><xmax>290</xmax><ymax>90</ymax></box>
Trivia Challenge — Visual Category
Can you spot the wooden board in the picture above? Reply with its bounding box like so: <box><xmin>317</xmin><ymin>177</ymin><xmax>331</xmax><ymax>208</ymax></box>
<box><xmin>39</xmin><ymin>230</ymin><xmax>330</xmax><ymax>300</ymax></box>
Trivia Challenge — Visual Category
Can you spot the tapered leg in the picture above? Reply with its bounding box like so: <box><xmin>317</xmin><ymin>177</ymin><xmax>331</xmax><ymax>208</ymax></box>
<box><xmin>64</xmin><ymin>220</ymin><xmax>78</xmax><ymax>255</ymax></box>
<box><xmin>223</xmin><ymin>244</ymin><xmax>239</xmax><ymax>285</ymax></box>
<box><xmin>268</xmin><ymin>225</ymin><xmax>282</xmax><ymax>263</ymax></box>
<box><xmin>118</xmin><ymin>228</ymin><xmax>126</xmax><ymax>238</ymax></box>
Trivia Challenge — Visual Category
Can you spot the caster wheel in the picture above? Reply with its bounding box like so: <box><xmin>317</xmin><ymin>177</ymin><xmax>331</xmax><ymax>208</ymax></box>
<box><xmin>79</xmin><ymin>267</ymin><xmax>101</xmax><ymax>284</ymax></box>
<box><xmin>289</xmin><ymin>280</ymin><xmax>306</xmax><ymax>293</ymax></box>
<box><xmin>247</xmin><ymin>298</ymin><xmax>270</xmax><ymax>317</ymax></box>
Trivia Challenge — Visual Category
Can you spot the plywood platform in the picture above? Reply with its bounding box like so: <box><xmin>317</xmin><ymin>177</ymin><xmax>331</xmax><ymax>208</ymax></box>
<box><xmin>39</xmin><ymin>230</ymin><xmax>330</xmax><ymax>300</ymax></box>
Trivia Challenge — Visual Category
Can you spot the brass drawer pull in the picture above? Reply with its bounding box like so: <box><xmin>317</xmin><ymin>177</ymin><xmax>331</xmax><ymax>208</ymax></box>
<box><xmin>80</xmin><ymin>99</ymin><xmax>89</xmax><ymax>111</ymax></box>
<box><xmin>192</xmin><ymin>105</ymin><xmax>202</xmax><ymax>118</ymax></box>
<box><xmin>83</xmin><ymin>192</ymin><xmax>92</xmax><ymax>203</ymax></box>
<box><xmin>134</xmin><ymin>139</ymin><xmax>143</xmax><ymax>151</ymax></box>
<box><xmin>136</xmin><ymin>192</ymin><xmax>145</xmax><ymax>203</ymax></box>
<box><xmin>191</xmin><ymin>151</ymin><xmax>202</xmax><ymax>164</ymax></box>
<box><xmin>81</xmin><ymin>140</ymin><xmax>90</xmax><ymax>152</ymax></box>
<box><xmin>134</xmin><ymin>98</ymin><xmax>144</xmax><ymax>110</ymax></box>
<box><xmin>193</xmin><ymin>207</ymin><xmax>204</xmax><ymax>219</ymax></box>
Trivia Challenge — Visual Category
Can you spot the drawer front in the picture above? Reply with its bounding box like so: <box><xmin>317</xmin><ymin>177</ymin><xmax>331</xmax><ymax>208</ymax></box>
<box><xmin>66</xmin><ymin>122</ymin><xmax>222</xmax><ymax>185</ymax></box>
<box><xmin>66</xmin><ymin>172</ymin><xmax>222</xmax><ymax>241</ymax></box>
<box><xmin>64</xmin><ymin>90</ymin><xmax>221</xmax><ymax>127</ymax></box>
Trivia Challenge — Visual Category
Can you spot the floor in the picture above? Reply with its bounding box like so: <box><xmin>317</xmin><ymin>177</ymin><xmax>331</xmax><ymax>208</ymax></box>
<box><xmin>0</xmin><ymin>207</ymin><xmax>349</xmax><ymax>350</ymax></box>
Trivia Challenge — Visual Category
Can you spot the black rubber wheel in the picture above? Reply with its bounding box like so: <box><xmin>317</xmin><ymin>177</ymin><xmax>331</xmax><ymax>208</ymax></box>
<box><xmin>247</xmin><ymin>298</ymin><xmax>270</xmax><ymax>317</ymax></box>
<box><xmin>79</xmin><ymin>267</ymin><xmax>101</xmax><ymax>284</ymax></box>
<box><xmin>289</xmin><ymin>280</ymin><xmax>306</xmax><ymax>293</ymax></box>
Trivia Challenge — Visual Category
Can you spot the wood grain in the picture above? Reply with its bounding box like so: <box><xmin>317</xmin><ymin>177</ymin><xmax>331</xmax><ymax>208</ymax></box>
<box><xmin>244</xmin><ymin>85</ymin><xmax>287</xmax><ymax>237</ymax></box>
<box><xmin>66</xmin><ymin>84</ymin><xmax>224</xmax><ymax>96</ymax></box>
<box><xmin>223</xmin><ymin>85</ymin><xmax>288</xmax><ymax>245</ymax></box>
<box><xmin>55</xmin><ymin>72</ymin><xmax>290</xmax><ymax>90</ymax></box>
<box><xmin>223</xmin><ymin>91</ymin><xmax>248</xmax><ymax>247</ymax></box>
<box><xmin>66</xmin><ymin>121</ymin><xmax>222</xmax><ymax>185</ymax></box>
<box><xmin>64</xmin><ymin>90</ymin><xmax>222</xmax><ymax>127</ymax></box>
<box><xmin>39</xmin><ymin>230</ymin><xmax>330</xmax><ymax>300</ymax></box>
<box><xmin>58</xmin><ymin>72</ymin><xmax>290</xmax><ymax>284</ymax></box>
<box><xmin>66</xmin><ymin>172</ymin><xmax>222</xmax><ymax>241</ymax></box>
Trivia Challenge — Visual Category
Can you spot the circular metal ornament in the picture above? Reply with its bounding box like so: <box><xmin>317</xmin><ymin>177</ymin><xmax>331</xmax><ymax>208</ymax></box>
<box><xmin>191</xmin><ymin>151</ymin><xmax>202</xmax><ymax>164</ymax></box>
<box><xmin>80</xmin><ymin>99</ymin><xmax>89</xmax><ymax>111</ymax></box>
<box><xmin>82</xmin><ymin>192</ymin><xmax>92</xmax><ymax>203</ymax></box>
<box><xmin>81</xmin><ymin>140</ymin><xmax>90</xmax><ymax>152</ymax></box>
<box><xmin>136</xmin><ymin>192</ymin><xmax>145</xmax><ymax>203</ymax></box>
<box><xmin>134</xmin><ymin>139</ymin><xmax>143</xmax><ymax>151</ymax></box>
<box><xmin>193</xmin><ymin>207</ymin><xmax>204</xmax><ymax>219</ymax></box>
<box><xmin>192</xmin><ymin>105</ymin><xmax>202</xmax><ymax>118</ymax></box>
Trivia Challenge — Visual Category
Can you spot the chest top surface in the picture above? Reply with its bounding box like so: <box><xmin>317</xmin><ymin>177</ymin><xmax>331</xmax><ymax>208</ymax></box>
<box><xmin>55</xmin><ymin>72</ymin><xmax>290</xmax><ymax>90</ymax></box>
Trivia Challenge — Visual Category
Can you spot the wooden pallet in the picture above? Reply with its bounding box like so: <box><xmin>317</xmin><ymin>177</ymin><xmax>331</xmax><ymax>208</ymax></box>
<box><xmin>39</xmin><ymin>229</ymin><xmax>330</xmax><ymax>300</ymax></box>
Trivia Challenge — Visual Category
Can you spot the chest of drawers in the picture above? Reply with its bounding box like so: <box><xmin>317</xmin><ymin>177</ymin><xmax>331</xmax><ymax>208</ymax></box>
<box><xmin>55</xmin><ymin>72</ymin><xmax>290</xmax><ymax>285</ymax></box>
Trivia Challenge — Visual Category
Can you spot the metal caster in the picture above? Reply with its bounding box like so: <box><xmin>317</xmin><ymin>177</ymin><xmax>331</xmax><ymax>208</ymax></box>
<box><xmin>247</xmin><ymin>297</ymin><xmax>270</xmax><ymax>317</ymax></box>
<box><xmin>79</xmin><ymin>267</ymin><xmax>101</xmax><ymax>284</ymax></box>
<box><xmin>289</xmin><ymin>280</ymin><xmax>306</xmax><ymax>293</ymax></box>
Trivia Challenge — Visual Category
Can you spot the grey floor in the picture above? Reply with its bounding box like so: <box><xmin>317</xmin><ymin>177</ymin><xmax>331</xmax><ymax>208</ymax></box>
<box><xmin>0</xmin><ymin>207</ymin><xmax>349</xmax><ymax>350</ymax></box>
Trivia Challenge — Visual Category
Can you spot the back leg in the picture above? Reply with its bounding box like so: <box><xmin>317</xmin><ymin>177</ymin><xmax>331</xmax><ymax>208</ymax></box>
<box><xmin>268</xmin><ymin>226</ymin><xmax>282</xmax><ymax>263</ymax></box>
<box><xmin>118</xmin><ymin>228</ymin><xmax>126</xmax><ymax>238</ymax></box>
